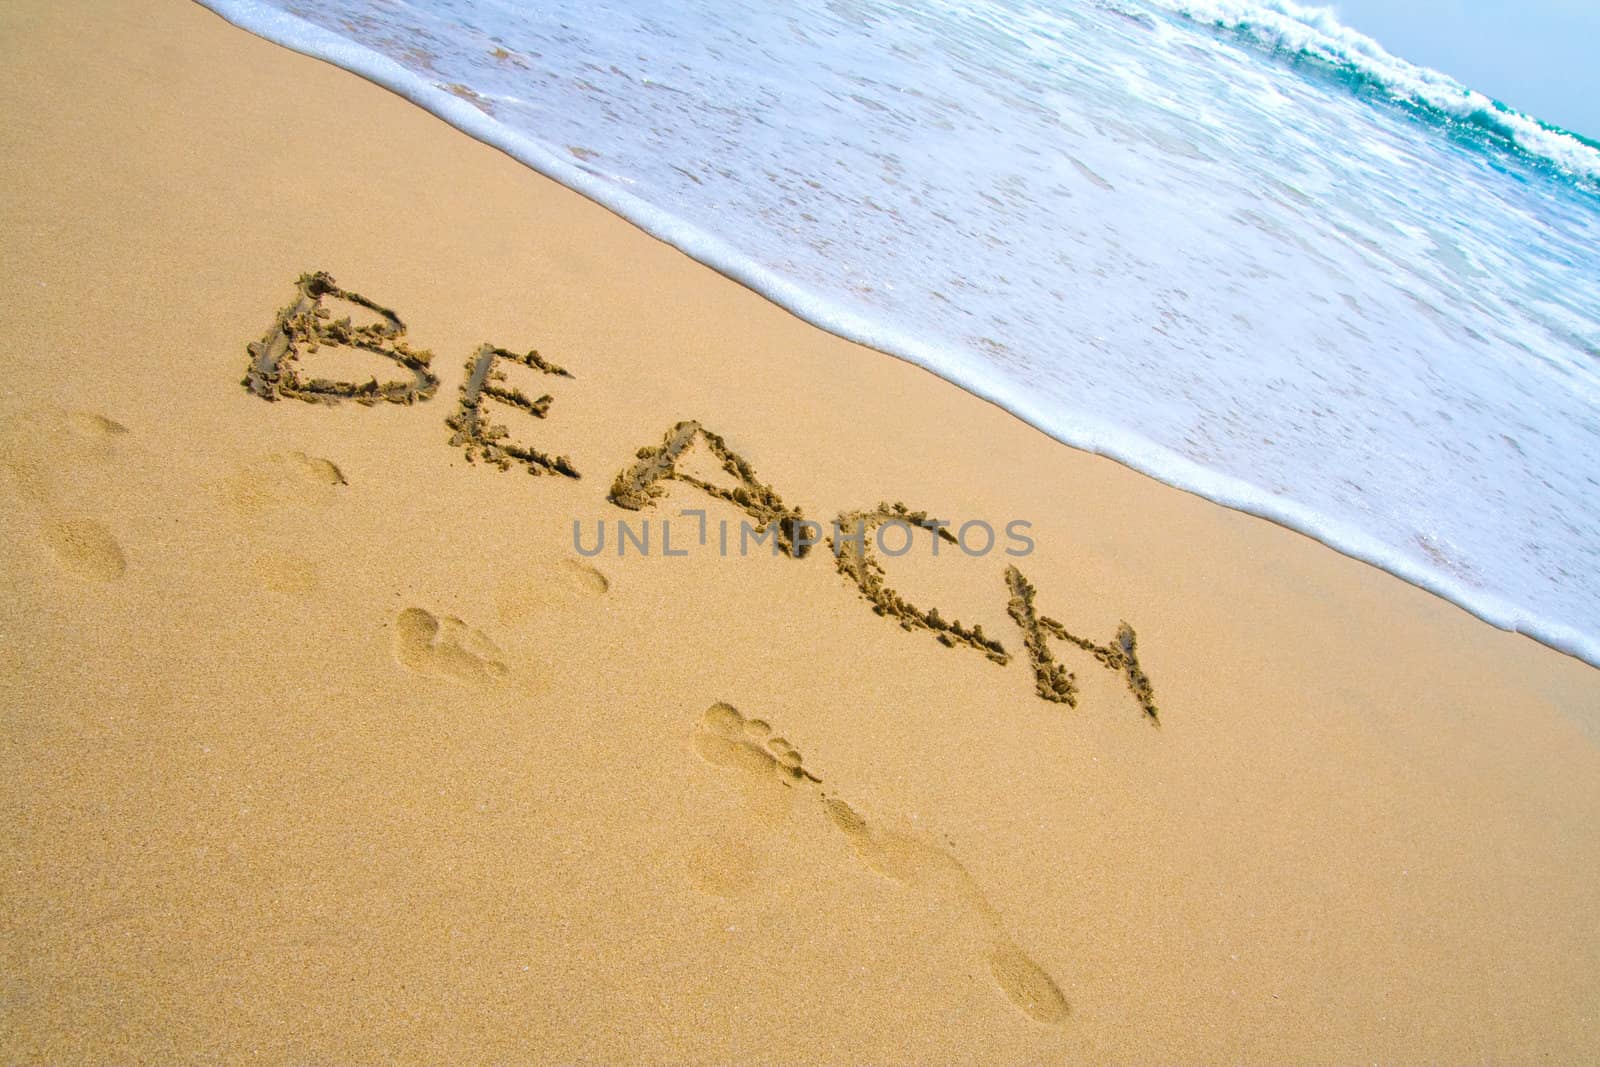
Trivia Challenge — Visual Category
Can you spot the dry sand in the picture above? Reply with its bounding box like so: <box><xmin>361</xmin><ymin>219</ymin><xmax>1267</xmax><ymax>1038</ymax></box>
<box><xmin>2</xmin><ymin>0</ymin><xmax>1598</xmax><ymax>1061</ymax></box>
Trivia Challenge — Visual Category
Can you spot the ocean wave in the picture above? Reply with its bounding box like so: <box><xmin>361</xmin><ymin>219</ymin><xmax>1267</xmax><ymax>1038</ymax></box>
<box><xmin>1149</xmin><ymin>0</ymin><xmax>1600</xmax><ymax>187</ymax></box>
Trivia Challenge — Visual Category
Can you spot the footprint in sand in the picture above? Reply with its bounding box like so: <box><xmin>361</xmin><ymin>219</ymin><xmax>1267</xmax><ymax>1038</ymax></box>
<box><xmin>821</xmin><ymin>795</ymin><xmax>1070</xmax><ymax>1024</ymax></box>
<box><xmin>220</xmin><ymin>451</ymin><xmax>346</xmax><ymax>593</ymax></box>
<box><xmin>687</xmin><ymin>702</ymin><xmax>820</xmax><ymax>898</ymax></box>
<box><xmin>1</xmin><ymin>407</ymin><xmax>132</xmax><ymax>581</ymax></box>
<box><xmin>496</xmin><ymin>558</ymin><xmax>610</xmax><ymax>626</ymax></box>
<box><xmin>0</xmin><ymin>407</ymin><xmax>129</xmax><ymax>503</ymax></box>
<box><xmin>393</xmin><ymin>607</ymin><xmax>509</xmax><ymax>687</ymax></box>
<box><xmin>690</xmin><ymin>702</ymin><xmax>1069</xmax><ymax>1025</ymax></box>
<box><xmin>39</xmin><ymin>517</ymin><xmax>127</xmax><ymax>581</ymax></box>
<box><xmin>694</xmin><ymin>701</ymin><xmax>818</xmax><ymax>787</ymax></box>
<box><xmin>564</xmin><ymin>558</ymin><xmax>610</xmax><ymax>595</ymax></box>
<box><xmin>222</xmin><ymin>450</ymin><xmax>346</xmax><ymax>519</ymax></box>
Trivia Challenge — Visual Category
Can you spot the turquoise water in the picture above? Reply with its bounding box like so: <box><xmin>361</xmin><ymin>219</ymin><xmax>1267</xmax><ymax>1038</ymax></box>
<box><xmin>201</xmin><ymin>0</ymin><xmax>1600</xmax><ymax>665</ymax></box>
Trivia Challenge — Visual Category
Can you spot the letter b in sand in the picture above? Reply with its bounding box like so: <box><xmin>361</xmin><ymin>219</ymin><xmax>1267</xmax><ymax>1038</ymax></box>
<box><xmin>243</xmin><ymin>271</ymin><xmax>440</xmax><ymax>405</ymax></box>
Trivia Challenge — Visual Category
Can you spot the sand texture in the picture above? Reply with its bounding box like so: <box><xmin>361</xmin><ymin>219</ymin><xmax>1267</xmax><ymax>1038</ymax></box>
<box><xmin>2</xmin><ymin>1</ymin><xmax>1598</xmax><ymax>1062</ymax></box>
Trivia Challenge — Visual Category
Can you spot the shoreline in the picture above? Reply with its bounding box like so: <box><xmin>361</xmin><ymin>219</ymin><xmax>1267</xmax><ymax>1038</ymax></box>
<box><xmin>196</xmin><ymin>0</ymin><xmax>1600</xmax><ymax>672</ymax></box>
<box><xmin>3</xmin><ymin>0</ymin><xmax>1599</xmax><ymax>1062</ymax></box>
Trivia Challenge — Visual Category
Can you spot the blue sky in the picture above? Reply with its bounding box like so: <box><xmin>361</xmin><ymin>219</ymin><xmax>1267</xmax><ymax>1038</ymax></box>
<box><xmin>1331</xmin><ymin>1</ymin><xmax>1600</xmax><ymax>138</ymax></box>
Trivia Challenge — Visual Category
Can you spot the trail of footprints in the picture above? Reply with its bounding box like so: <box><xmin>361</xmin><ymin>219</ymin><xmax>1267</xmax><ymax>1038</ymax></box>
<box><xmin>691</xmin><ymin>701</ymin><xmax>1071</xmax><ymax>1026</ymax></box>
<box><xmin>7</xmin><ymin>397</ymin><xmax>1069</xmax><ymax>1027</ymax></box>
<box><xmin>0</xmin><ymin>406</ymin><xmax>359</xmax><ymax>591</ymax></box>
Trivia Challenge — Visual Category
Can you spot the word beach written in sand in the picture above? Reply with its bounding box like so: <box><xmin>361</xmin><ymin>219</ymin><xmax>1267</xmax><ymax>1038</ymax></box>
<box><xmin>243</xmin><ymin>272</ymin><xmax>1159</xmax><ymax>720</ymax></box>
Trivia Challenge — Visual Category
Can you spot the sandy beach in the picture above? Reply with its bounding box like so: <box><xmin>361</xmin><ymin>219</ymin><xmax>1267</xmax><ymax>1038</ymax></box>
<box><xmin>2</xmin><ymin>0</ymin><xmax>1599</xmax><ymax>1061</ymax></box>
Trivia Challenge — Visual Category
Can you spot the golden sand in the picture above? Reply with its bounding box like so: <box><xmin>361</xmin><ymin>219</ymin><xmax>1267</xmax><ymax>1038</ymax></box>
<box><xmin>2</xmin><ymin>0</ymin><xmax>1598</xmax><ymax>1061</ymax></box>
